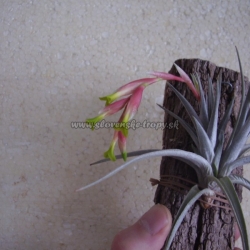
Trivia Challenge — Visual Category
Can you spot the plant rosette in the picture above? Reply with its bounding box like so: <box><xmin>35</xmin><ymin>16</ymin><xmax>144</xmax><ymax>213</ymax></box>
<box><xmin>79</xmin><ymin>48</ymin><xmax>250</xmax><ymax>250</ymax></box>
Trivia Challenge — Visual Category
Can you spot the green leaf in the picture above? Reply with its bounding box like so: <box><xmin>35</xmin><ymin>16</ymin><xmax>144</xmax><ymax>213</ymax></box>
<box><xmin>192</xmin><ymin>116</ymin><xmax>214</xmax><ymax>164</ymax></box>
<box><xmin>90</xmin><ymin>149</ymin><xmax>160</xmax><ymax>165</ymax></box>
<box><xmin>236</xmin><ymin>46</ymin><xmax>246</xmax><ymax>114</ymax></box>
<box><xmin>208</xmin><ymin>176</ymin><xmax>249</xmax><ymax>250</ymax></box>
<box><xmin>226</xmin><ymin>47</ymin><xmax>246</xmax><ymax>150</ymax></box>
<box><xmin>207</xmin><ymin>79</ymin><xmax>221</xmax><ymax>149</ymax></box>
<box><xmin>166</xmin><ymin>83</ymin><xmax>200</xmax><ymax>123</ymax></box>
<box><xmin>229</xmin><ymin>174</ymin><xmax>250</xmax><ymax>191</ymax></box>
<box><xmin>221</xmin><ymin>155</ymin><xmax>250</xmax><ymax>176</ymax></box>
<box><xmin>163</xmin><ymin>185</ymin><xmax>214</xmax><ymax>250</ymax></box>
<box><xmin>239</xmin><ymin>144</ymin><xmax>250</xmax><ymax>157</ymax></box>
<box><xmin>191</xmin><ymin>73</ymin><xmax>208</xmax><ymax>128</ymax></box>
<box><xmin>157</xmin><ymin>104</ymin><xmax>198</xmax><ymax>146</ymax></box>
<box><xmin>207</xmin><ymin>77</ymin><xmax>215</xmax><ymax>118</ymax></box>
<box><xmin>227</xmin><ymin>88</ymin><xmax>250</xmax><ymax>152</ymax></box>
<box><xmin>76</xmin><ymin>149</ymin><xmax>213</xmax><ymax>192</ymax></box>
<box><xmin>234</xmin><ymin>88</ymin><xmax>250</xmax><ymax>132</ymax></box>
<box><xmin>217</xmin><ymin>98</ymin><xmax>234</xmax><ymax>136</ymax></box>
<box><xmin>212</xmin><ymin>132</ymin><xmax>224</xmax><ymax>172</ymax></box>
<box><xmin>191</xmin><ymin>73</ymin><xmax>200</xmax><ymax>93</ymax></box>
<box><xmin>220</xmin><ymin>115</ymin><xmax>250</xmax><ymax>171</ymax></box>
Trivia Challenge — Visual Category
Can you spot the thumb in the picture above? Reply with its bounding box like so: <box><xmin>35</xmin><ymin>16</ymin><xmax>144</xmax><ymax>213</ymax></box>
<box><xmin>111</xmin><ymin>204</ymin><xmax>172</xmax><ymax>250</ymax></box>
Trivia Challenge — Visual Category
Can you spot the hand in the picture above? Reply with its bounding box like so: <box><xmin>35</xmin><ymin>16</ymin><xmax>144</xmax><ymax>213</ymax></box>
<box><xmin>111</xmin><ymin>204</ymin><xmax>242</xmax><ymax>250</ymax></box>
<box><xmin>111</xmin><ymin>204</ymin><xmax>172</xmax><ymax>250</ymax></box>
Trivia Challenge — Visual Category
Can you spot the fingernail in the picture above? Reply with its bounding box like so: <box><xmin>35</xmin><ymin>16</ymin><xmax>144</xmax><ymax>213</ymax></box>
<box><xmin>139</xmin><ymin>204</ymin><xmax>170</xmax><ymax>236</ymax></box>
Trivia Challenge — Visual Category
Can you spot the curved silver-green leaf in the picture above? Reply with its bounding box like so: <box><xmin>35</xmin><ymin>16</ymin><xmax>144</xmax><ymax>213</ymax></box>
<box><xmin>207</xmin><ymin>78</ymin><xmax>221</xmax><ymax>149</ymax></box>
<box><xmin>208</xmin><ymin>176</ymin><xmax>249</xmax><ymax>250</ymax></box>
<box><xmin>226</xmin><ymin>47</ymin><xmax>246</xmax><ymax>149</ymax></box>
<box><xmin>239</xmin><ymin>144</ymin><xmax>250</xmax><ymax>157</ymax></box>
<box><xmin>157</xmin><ymin>104</ymin><xmax>198</xmax><ymax>146</ymax></box>
<box><xmin>234</xmin><ymin>88</ymin><xmax>250</xmax><ymax>132</ymax></box>
<box><xmin>228</xmin><ymin>88</ymin><xmax>250</xmax><ymax>150</ymax></box>
<box><xmin>191</xmin><ymin>73</ymin><xmax>200</xmax><ymax>93</ymax></box>
<box><xmin>90</xmin><ymin>149</ymin><xmax>160</xmax><ymax>165</ymax></box>
<box><xmin>236</xmin><ymin>46</ymin><xmax>246</xmax><ymax>115</ymax></box>
<box><xmin>217</xmin><ymin>98</ymin><xmax>234</xmax><ymax>136</ymax></box>
<box><xmin>166</xmin><ymin>83</ymin><xmax>200</xmax><ymax>123</ymax></box>
<box><xmin>221</xmin><ymin>115</ymin><xmax>250</xmax><ymax>170</ymax></box>
<box><xmin>229</xmin><ymin>174</ymin><xmax>250</xmax><ymax>191</ymax></box>
<box><xmin>191</xmin><ymin>73</ymin><xmax>208</xmax><ymax>128</ymax></box>
<box><xmin>220</xmin><ymin>155</ymin><xmax>250</xmax><ymax>177</ymax></box>
<box><xmin>163</xmin><ymin>185</ymin><xmax>214</xmax><ymax>250</ymax></box>
<box><xmin>192</xmin><ymin>116</ymin><xmax>214</xmax><ymax>164</ymax></box>
<box><xmin>76</xmin><ymin>149</ymin><xmax>213</xmax><ymax>192</ymax></box>
<box><xmin>212</xmin><ymin>132</ymin><xmax>224</xmax><ymax>172</ymax></box>
<box><xmin>207</xmin><ymin>77</ymin><xmax>215</xmax><ymax>118</ymax></box>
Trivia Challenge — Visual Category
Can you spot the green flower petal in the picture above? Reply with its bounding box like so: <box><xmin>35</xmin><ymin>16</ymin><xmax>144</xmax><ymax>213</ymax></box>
<box><xmin>86</xmin><ymin>114</ymin><xmax>104</xmax><ymax>130</ymax></box>
<box><xmin>104</xmin><ymin>145</ymin><xmax>116</xmax><ymax>161</ymax></box>
<box><xmin>121</xmin><ymin>151</ymin><xmax>127</xmax><ymax>161</ymax></box>
<box><xmin>99</xmin><ymin>93</ymin><xmax>118</xmax><ymax>106</ymax></box>
<box><xmin>114</xmin><ymin>125</ymin><xmax>129</xmax><ymax>137</ymax></box>
<box><xmin>99</xmin><ymin>94</ymin><xmax>115</xmax><ymax>106</ymax></box>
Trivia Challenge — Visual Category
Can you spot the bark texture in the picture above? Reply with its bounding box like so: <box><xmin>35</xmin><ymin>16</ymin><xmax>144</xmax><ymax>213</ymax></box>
<box><xmin>154</xmin><ymin>58</ymin><xmax>249</xmax><ymax>250</ymax></box>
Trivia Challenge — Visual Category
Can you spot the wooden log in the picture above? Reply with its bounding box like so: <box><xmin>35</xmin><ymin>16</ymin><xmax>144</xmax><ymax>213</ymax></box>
<box><xmin>154</xmin><ymin>58</ymin><xmax>249</xmax><ymax>250</ymax></box>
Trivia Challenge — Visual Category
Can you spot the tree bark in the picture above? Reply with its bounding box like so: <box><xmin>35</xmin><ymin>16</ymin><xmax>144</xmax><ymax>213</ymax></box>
<box><xmin>154</xmin><ymin>58</ymin><xmax>249</xmax><ymax>250</ymax></box>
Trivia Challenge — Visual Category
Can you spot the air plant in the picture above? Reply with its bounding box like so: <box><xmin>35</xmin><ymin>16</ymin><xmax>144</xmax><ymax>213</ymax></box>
<box><xmin>80</xmin><ymin>48</ymin><xmax>250</xmax><ymax>250</ymax></box>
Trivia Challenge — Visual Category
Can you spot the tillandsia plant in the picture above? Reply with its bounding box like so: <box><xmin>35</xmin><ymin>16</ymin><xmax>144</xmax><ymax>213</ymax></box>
<box><xmin>79</xmin><ymin>48</ymin><xmax>250</xmax><ymax>250</ymax></box>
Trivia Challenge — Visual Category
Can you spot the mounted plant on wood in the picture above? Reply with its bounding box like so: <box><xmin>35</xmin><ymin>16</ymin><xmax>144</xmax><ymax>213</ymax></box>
<box><xmin>79</xmin><ymin>48</ymin><xmax>250</xmax><ymax>249</ymax></box>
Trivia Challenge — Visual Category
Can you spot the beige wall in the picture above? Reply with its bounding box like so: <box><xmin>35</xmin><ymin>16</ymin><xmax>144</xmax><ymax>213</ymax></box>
<box><xmin>0</xmin><ymin>0</ymin><xmax>249</xmax><ymax>249</ymax></box>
